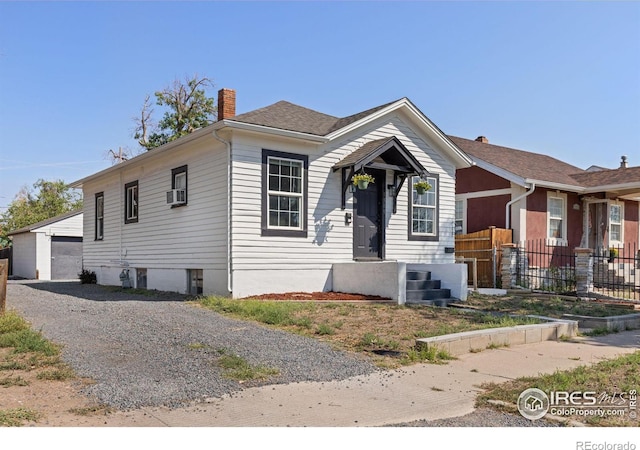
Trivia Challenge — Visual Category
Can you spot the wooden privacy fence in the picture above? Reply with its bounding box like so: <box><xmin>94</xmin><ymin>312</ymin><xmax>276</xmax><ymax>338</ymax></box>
<box><xmin>455</xmin><ymin>227</ymin><xmax>513</xmax><ymax>288</ymax></box>
<box><xmin>0</xmin><ymin>247</ymin><xmax>11</xmax><ymax>276</ymax></box>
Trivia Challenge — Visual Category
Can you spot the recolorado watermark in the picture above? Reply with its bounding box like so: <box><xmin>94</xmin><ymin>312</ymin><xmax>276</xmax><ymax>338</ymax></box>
<box><xmin>575</xmin><ymin>442</ymin><xmax>636</xmax><ymax>450</ymax></box>
<box><xmin>517</xmin><ymin>387</ymin><xmax>637</xmax><ymax>421</ymax></box>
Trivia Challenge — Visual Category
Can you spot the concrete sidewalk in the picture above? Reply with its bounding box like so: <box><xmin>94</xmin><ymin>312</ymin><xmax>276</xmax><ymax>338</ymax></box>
<box><xmin>91</xmin><ymin>329</ymin><xmax>639</xmax><ymax>427</ymax></box>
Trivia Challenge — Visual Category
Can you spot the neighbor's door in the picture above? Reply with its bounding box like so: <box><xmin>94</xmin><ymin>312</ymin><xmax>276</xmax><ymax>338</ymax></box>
<box><xmin>353</xmin><ymin>169</ymin><xmax>384</xmax><ymax>260</ymax></box>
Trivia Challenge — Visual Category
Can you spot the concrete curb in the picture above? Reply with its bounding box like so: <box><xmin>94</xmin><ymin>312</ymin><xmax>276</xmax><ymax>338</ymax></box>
<box><xmin>416</xmin><ymin>318</ymin><xmax>579</xmax><ymax>357</ymax></box>
<box><xmin>562</xmin><ymin>312</ymin><xmax>640</xmax><ymax>332</ymax></box>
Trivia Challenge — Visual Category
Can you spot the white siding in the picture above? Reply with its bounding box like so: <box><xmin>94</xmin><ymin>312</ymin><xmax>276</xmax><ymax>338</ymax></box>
<box><xmin>11</xmin><ymin>233</ymin><xmax>37</xmax><ymax>279</ymax></box>
<box><xmin>229</xmin><ymin>115</ymin><xmax>458</xmax><ymax>296</ymax></box>
<box><xmin>79</xmin><ymin>110</ymin><xmax>461</xmax><ymax>297</ymax></box>
<box><xmin>32</xmin><ymin>214</ymin><xmax>83</xmax><ymax>237</ymax></box>
<box><xmin>35</xmin><ymin>233</ymin><xmax>51</xmax><ymax>280</ymax></box>
<box><xmin>81</xmin><ymin>136</ymin><xmax>229</xmax><ymax>293</ymax></box>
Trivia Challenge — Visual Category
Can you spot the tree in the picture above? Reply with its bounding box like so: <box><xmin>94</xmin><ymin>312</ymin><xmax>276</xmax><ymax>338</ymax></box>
<box><xmin>104</xmin><ymin>146</ymin><xmax>144</xmax><ymax>165</ymax></box>
<box><xmin>134</xmin><ymin>75</ymin><xmax>217</xmax><ymax>151</ymax></box>
<box><xmin>0</xmin><ymin>180</ymin><xmax>83</xmax><ymax>243</ymax></box>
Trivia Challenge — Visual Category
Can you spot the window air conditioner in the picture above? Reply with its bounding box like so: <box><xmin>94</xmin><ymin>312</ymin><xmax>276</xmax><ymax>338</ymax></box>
<box><xmin>166</xmin><ymin>189</ymin><xmax>186</xmax><ymax>205</ymax></box>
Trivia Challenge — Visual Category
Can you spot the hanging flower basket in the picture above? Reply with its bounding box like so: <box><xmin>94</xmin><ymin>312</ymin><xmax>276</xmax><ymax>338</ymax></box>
<box><xmin>352</xmin><ymin>173</ymin><xmax>375</xmax><ymax>190</ymax></box>
<box><xmin>414</xmin><ymin>179</ymin><xmax>432</xmax><ymax>195</ymax></box>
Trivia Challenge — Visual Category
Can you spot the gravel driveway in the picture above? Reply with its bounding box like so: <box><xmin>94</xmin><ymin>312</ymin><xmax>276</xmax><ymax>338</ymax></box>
<box><xmin>6</xmin><ymin>281</ymin><xmax>377</xmax><ymax>410</ymax></box>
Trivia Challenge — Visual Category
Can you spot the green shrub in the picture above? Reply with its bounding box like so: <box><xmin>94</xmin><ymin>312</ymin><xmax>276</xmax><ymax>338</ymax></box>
<box><xmin>0</xmin><ymin>311</ymin><xmax>30</xmax><ymax>335</ymax></box>
<box><xmin>0</xmin><ymin>329</ymin><xmax>59</xmax><ymax>356</ymax></box>
<box><xmin>78</xmin><ymin>269</ymin><xmax>97</xmax><ymax>284</ymax></box>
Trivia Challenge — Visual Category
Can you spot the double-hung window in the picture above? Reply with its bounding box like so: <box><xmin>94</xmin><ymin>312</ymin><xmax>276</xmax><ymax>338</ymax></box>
<box><xmin>171</xmin><ymin>165</ymin><xmax>188</xmax><ymax>205</ymax></box>
<box><xmin>95</xmin><ymin>192</ymin><xmax>104</xmax><ymax>240</ymax></box>
<box><xmin>409</xmin><ymin>175</ymin><xmax>439</xmax><ymax>241</ymax></box>
<box><xmin>454</xmin><ymin>199</ymin><xmax>465</xmax><ymax>235</ymax></box>
<box><xmin>609</xmin><ymin>203</ymin><xmax>623</xmax><ymax>244</ymax></box>
<box><xmin>261</xmin><ymin>149</ymin><xmax>308</xmax><ymax>237</ymax></box>
<box><xmin>125</xmin><ymin>181</ymin><xmax>139</xmax><ymax>224</ymax></box>
<box><xmin>547</xmin><ymin>193</ymin><xmax>566</xmax><ymax>245</ymax></box>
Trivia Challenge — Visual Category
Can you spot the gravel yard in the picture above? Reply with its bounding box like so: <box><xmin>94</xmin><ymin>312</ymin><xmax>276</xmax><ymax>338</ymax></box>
<box><xmin>6</xmin><ymin>281</ymin><xmax>378</xmax><ymax>410</ymax></box>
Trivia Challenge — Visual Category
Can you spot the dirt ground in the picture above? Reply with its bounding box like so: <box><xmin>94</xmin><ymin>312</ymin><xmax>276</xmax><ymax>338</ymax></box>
<box><xmin>0</xmin><ymin>348</ymin><xmax>113</xmax><ymax>426</ymax></box>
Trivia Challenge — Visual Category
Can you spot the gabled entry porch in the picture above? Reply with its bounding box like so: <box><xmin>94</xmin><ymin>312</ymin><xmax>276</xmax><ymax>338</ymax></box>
<box><xmin>332</xmin><ymin>136</ymin><xmax>431</xmax><ymax>261</ymax></box>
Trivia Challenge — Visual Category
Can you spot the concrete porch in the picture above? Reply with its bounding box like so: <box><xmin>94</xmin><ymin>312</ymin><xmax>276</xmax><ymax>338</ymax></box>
<box><xmin>332</xmin><ymin>261</ymin><xmax>468</xmax><ymax>305</ymax></box>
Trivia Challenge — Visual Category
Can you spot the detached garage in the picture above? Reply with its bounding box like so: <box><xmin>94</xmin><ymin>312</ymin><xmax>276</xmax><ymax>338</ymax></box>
<box><xmin>8</xmin><ymin>210</ymin><xmax>83</xmax><ymax>280</ymax></box>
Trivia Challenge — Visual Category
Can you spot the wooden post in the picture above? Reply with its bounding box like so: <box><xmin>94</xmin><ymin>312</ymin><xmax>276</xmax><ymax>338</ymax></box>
<box><xmin>0</xmin><ymin>259</ymin><xmax>7</xmax><ymax>315</ymax></box>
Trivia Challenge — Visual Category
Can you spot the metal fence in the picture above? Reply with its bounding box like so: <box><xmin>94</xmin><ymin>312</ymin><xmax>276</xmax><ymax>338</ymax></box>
<box><xmin>515</xmin><ymin>239</ymin><xmax>576</xmax><ymax>294</ymax></box>
<box><xmin>592</xmin><ymin>244</ymin><xmax>640</xmax><ymax>302</ymax></box>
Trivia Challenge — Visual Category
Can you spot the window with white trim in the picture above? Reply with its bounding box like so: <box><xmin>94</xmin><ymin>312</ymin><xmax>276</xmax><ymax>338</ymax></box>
<box><xmin>261</xmin><ymin>149</ymin><xmax>308</xmax><ymax>237</ymax></box>
<box><xmin>547</xmin><ymin>193</ymin><xmax>566</xmax><ymax>244</ymax></box>
<box><xmin>609</xmin><ymin>203</ymin><xmax>623</xmax><ymax>244</ymax></box>
<box><xmin>455</xmin><ymin>199</ymin><xmax>465</xmax><ymax>235</ymax></box>
<box><xmin>125</xmin><ymin>180</ymin><xmax>139</xmax><ymax>224</ymax></box>
<box><xmin>409</xmin><ymin>175</ymin><xmax>438</xmax><ymax>241</ymax></box>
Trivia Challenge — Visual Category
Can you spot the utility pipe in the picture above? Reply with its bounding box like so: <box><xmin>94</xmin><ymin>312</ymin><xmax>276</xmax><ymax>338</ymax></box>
<box><xmin>213</xmin><ymin>129</ymin><xmax>233</xmax><ymax>296</ymax></box>
<box><xmin>506</xmin><ymin>182</ymin><xmax>536</xmax><ymax>230</ymax></box>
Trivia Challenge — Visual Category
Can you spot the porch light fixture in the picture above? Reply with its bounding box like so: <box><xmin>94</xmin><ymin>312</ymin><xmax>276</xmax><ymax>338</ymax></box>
<box><xmin>387</xmin><ymin>184</ymin><xmax>396</xmax><ymax>196</ymax></box>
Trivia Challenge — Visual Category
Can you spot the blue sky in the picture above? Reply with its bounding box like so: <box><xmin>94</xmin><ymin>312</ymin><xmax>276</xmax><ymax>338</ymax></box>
<box><xmin>1</xmin><ymin>1</ymin><xmax>639</xmax><ymax>210</ymax></box>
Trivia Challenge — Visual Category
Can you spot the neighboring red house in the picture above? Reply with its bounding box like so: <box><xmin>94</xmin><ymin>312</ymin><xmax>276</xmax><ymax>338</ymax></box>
<box><xmin>453</xmin><ymin>136</ymin><xmax>640</xmax><ymax>254</ymax></box>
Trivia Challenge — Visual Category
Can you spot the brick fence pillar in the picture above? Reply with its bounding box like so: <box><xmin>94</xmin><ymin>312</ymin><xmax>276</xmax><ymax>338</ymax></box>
<box><xmin>501</xmin><ymin>244</ymin><xmax>518</xmax><ymax>290</ymax></box>
<box><xmin>574</xmin><ymin>248</ymin><xmax>593</xmax><ymax>299</ymax></box>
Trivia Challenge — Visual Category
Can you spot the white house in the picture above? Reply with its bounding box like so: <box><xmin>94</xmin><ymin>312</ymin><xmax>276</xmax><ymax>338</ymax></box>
<box><xmin>70</xmin><ymin>90</ymin><xmax>473</xmax><ymax>302</ymax></box>
<box><xmin>8</xmin><ymin>210</ymin><xmax>83</xmax><ymax>280</ymax></box>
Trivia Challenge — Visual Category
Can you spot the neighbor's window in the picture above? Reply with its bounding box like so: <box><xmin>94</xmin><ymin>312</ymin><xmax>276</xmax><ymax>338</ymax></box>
<box><xmin>171</xmin><ymin>165</ymin><xmax>188</xmax><ymax>205</ymax></box>
<box><xmin>95</xmin><ymin>192</ymin><xmax>104</xmax><ymax>241</ymax></box>
<box><xmin>547</xmin><ymin>193</ymin><xmax>566</xmax><ymax>244</ymax></box>
<box><xmin>609</xmin><ymin>203</ymin><xmax>623</xmax><ymax>244</ymax></box>
<box><xmin>261</xmin><ymin>149</ymin><xmax>308</xmax><ymax>237</ymax></box>
<box><xmin>454</xmin><ymin>199</ymin><xmax>465</xmax><ymax>235</ymax></box>
<box><xmin>125</xmin><ymin>180</ymin><xmax>139</xmax><ymax>224</ymax></box>
<box><xmin>409</xmin><ymin>175</ymin><xmax>438</xmax><ymax>241</ymax></box>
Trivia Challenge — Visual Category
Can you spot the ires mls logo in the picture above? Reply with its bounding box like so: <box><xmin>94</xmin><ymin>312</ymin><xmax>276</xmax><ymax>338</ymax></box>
<box><xmin>517</xmin><ymin>388</ymin><xmax>550</xmax><ymax>420</ymax></box>
<box><xmin>518</xmin><ymin>388</ymin><xmax>636</xmax><ymax>421</ymax></box>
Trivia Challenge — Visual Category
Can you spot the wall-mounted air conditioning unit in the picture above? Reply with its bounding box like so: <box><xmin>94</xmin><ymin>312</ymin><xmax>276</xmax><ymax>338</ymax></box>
<box><xmin>166</xmin><ymin>189</ymin><xmax>186</xmax><ymax>205</ymax></box>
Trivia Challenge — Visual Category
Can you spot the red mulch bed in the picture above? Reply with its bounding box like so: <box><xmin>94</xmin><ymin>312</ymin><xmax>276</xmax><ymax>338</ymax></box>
<box><xmin>242</xmin><ymin>291</ymin><xmax>392</xmax><ymax>302</ymax></box>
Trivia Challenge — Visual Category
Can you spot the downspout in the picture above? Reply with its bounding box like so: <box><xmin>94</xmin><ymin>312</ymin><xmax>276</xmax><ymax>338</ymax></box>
<box><xmin>506</xmin><ymin>182</ymin><xmax>536</xmax><ymax>233</ymax></box>
<box><xmin>213</xmin><ymin>129</ymin><xmax>233</xmax><ymax>295</ymax></box>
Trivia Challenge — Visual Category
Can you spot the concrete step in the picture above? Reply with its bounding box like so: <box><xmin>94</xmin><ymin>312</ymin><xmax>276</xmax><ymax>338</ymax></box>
<box><xmin>406</xmin><ymin>288</ymin><xmax>451</xmax><ymax>301</ymax></box>
<box><xmin>405</xmin><ymin>298</ymin><xmax>458</xmax><ymax>307</ymax></box>
<box><xmin>406</xmin><ymin>271</ymin><xmax>431</xmax><ymax>281</ymax></box>
<box><xmin>406</xmin><ymin>279</ymin><xmax>441</xmax><ymax>290</ymax></box>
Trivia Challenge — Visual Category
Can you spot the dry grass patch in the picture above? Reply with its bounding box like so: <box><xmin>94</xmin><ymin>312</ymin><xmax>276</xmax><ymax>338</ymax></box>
<box><xmin>198</xmin><ymin>296</ymin><xmax>539</xmax><ymax>368</ymax></box>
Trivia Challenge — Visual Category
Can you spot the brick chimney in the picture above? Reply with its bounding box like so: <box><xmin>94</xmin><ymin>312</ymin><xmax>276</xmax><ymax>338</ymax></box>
<box><xmin>218</xmin><ymin>88</ymin><xmax>236</xmax><ymax>121</ymax></box>
<box><xmin>475</xmin><ymin>136</ymin><xmax>489</xmax><ymax>143</ymax></box>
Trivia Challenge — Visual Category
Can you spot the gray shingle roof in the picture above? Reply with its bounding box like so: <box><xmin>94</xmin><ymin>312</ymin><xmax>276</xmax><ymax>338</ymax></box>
<box><xmin>332</xmin><ymin>137</ymin><xmax>396</xmax><ymax>169</ymax></box>
<box><xmin>230</xmin><ymin>100</ymin><xmax>399</xmax><ymax>136</ymax></box>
